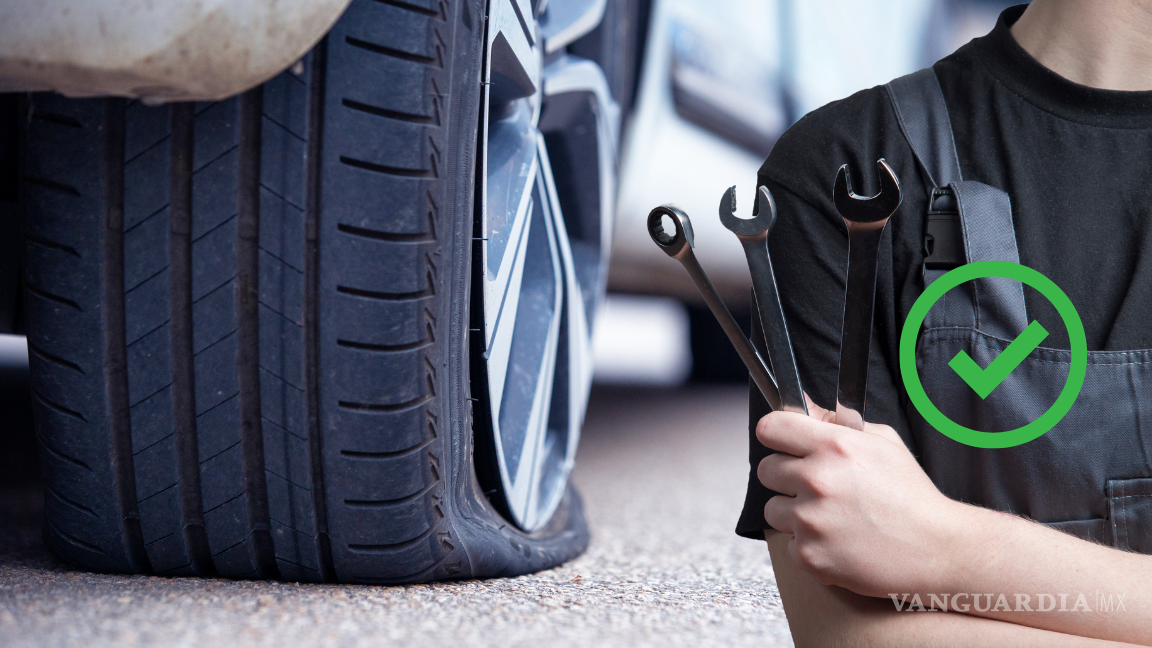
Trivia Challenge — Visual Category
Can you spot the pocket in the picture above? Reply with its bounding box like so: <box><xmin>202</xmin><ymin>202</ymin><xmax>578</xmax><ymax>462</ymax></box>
<box><xmin>1108</xmin><ymin>478</ymin><xmax>1152</xmax><ymax>554</ymax></box>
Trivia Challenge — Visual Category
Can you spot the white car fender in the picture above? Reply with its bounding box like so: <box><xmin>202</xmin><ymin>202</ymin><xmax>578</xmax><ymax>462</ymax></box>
<box><xmin>0</xmin><ymin>0</ymin><xmax>352</xmax><ymax>102</ymax></box>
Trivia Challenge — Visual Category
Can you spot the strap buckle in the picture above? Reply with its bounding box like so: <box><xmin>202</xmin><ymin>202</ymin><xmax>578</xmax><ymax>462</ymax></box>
<box><xmin>923</xmin><ymin>187</ymin><xmax>964</xmax><ymax>270</ymax></box>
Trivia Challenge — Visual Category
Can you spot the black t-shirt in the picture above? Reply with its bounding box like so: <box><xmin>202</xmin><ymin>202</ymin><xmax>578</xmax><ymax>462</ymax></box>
<box><xmin>737</xmin><ymin>4</ymin><xmax>1152</xmax><ymax>538</ymax></box>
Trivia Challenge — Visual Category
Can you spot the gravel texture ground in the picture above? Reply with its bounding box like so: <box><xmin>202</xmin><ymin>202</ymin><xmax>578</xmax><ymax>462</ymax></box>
<box><xmin>0</xmin><ymin>385</ymin><xmax>793</xmax><ymax>647</ymax></box>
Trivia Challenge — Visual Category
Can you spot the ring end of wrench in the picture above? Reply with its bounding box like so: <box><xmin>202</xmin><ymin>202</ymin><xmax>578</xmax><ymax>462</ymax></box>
<box><xmin>648</xmin><ymin>205</ymin><xmax>695</xmax><ymax>258</ymax></box>
<box><xmin>648</xmin><ymin>203</ymin><xmax>784</xmax><ymax>412</ymax></box>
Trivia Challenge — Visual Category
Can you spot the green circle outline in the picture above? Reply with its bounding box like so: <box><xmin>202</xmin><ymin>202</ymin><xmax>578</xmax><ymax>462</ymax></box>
<box><xmin>899</xmin><ymin>261</ymin><xmax>1087</xmax><ymax>449</ymax></box>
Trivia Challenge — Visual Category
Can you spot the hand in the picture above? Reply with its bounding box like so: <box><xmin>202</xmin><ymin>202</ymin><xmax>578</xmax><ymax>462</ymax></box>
<box><xmin>757</xmin><ymin>398</ymin><xmax>971</xmax><ymax>598</ymax></box>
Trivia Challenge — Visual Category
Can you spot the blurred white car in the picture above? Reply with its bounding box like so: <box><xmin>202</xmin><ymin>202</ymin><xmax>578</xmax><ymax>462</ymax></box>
<box><xmin>611</xmin><ymin>0</ymin><xmax>1013</xmax><ymax>305</ymax></box>
<box><xmin>590</xmin><ymin>0</ymin><xmax>1012</xmax><ymax>385</ymax></box>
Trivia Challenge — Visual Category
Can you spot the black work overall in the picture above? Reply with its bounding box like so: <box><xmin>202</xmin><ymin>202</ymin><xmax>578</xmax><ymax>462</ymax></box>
<box><xmin>888</xmin><ymin>69</ymin><xmax>1152</xmax><ymax>553</ymax></box>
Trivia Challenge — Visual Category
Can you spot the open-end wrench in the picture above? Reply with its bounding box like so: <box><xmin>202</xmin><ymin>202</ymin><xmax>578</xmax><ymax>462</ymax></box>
<box><xmin>832</xmin><ymin>159</ymin><xmax>902</xmax><ymax>430</ymax></box>
<box><xmin>647</xmin><ymin>205</ymin><xmax>783</xmax><ymax>412</ymax></box>
<box><xmin>719</xmin><ymin>186</ymin><xmax>807</xmax><ymax>415</ymax></box>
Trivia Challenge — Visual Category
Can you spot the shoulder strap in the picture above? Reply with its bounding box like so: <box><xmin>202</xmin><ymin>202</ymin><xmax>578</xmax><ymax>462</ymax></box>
<box><xmin>951</xmin><ymin>181</ymin><xmax>1029</xmax><ymax>339</ymax></box>
<box><xmin>885</xmin><ymin>68</ymin><xmax>1029</xmax><ymax>340</ymax></box>
<box><xmin>885</xmin><ymin>68</ymin><xmax>963</xmax><ymax>188</ymax></box>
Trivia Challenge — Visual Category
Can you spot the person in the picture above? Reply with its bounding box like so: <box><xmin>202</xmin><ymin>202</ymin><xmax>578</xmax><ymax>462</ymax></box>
<box><xmin>739</xmin><ymin>2</ymin><xmax>1152</xmax><ymax>645</ymax></box>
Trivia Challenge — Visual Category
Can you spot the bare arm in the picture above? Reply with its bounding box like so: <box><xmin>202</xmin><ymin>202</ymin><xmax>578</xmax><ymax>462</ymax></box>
<box><xmin>766</xmin><ymin>531</ymin><xmax>1141</xmax><ymax>648</ymax></box>
<box><xmin>926</xmin><ymin>504</ymin><xmax>1152</xmax><ymax>642</ymax></box>
<box><xmin>757</xmin><ymin>402</ymin><xmax>1152</xmax><ymax>646</ymax></box>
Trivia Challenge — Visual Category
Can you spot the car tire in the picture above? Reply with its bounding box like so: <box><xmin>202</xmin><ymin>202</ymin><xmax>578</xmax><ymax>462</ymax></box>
<box><xmin>20</xmin><ymin>0</ymin><xmax>604</xmax><ymax>583</ymax></box>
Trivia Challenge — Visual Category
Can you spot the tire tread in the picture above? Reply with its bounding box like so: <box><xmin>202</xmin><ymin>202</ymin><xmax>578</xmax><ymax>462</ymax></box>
<box><xmin>25</xmin><ymin>0</ymin><xmax>589</xmax><ymax>585</ymax></box>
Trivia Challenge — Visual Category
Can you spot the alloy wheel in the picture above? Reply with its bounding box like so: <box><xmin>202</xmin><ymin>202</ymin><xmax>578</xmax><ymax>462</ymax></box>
<box><xmin>473</xmin><ymin>0</ymin><xmax>620</xmax><ymax>531</ymax></box>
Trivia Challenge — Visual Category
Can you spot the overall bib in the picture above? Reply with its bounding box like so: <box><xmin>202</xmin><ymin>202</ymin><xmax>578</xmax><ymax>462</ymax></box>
<box><xmin>887</xmin><ymin>69</ymin><xmax>1152</xmax><ymax>552</ymax></box>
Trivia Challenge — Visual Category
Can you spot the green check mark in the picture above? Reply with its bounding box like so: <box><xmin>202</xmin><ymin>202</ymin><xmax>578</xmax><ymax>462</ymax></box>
<box><xmin>903</xmin><ymin>262</ymin><xmax>1086</xmax><ymax>448</ymax></box>
<box><xmin>948</xmin><ymin>320</ymin><xmax>1049</xmax><ymax>399</ymax></box>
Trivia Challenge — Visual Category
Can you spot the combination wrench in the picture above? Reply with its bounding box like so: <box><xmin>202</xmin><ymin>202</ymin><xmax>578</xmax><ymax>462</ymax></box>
<box><xmin>832</xmin><ymin>159</ymin><xmax>902</xmax><ymax>430</ymax></box>
<box><xmin>718</xmin><ymin>186</ymin><xmax>807</xmax><ymax>415</ymax></box>
<box><xmin>647</xmin><ymin>205</ymin><xmax>783</xmax><ymax>412</ymax></box>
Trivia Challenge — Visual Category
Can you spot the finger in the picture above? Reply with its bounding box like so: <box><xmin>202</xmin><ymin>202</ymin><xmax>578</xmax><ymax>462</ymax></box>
<box><xmin>764</xmin><ymin>494</ymin><xmax>796</xmax><ymax>534</ymax></box>
<box><xmin>756</xmin><ymin>411</ymin><xmax>836</xmax><ymax>457</ymax></box>
<box><xmin>803</xmin><ymin>393</ymin><xmax>837</xmax><ymax>424</ymax></box>
<box><xmin>757</xmin><ymin>453</ymin><xmax>804</xmax><ymax>496</ymax></box>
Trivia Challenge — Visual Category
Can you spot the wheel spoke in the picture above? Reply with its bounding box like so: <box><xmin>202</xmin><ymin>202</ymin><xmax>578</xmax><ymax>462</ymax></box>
<box><xmin>539</xmin><ymin>0</ymin><xmax>607</xmax><ymax>54</ymax></box>
<box><xmin>483</xmin><ymin>100</ymin><xmax>538</xmax><ymax>352</ymax></box>
<box><xmin>540</xmin><ymin>55</ymin><xmax>620</xmax><ymax>327</ymax></box>
<box><xmin>483</xmin><ymin>178</ymin><xmax>533</xmax><ymax>415</ymax></box>
<box><xmin>492</xmin><ymin>164</ymin><xmax>564</xmax><ymax>528</ymax></box>
<box><xmin>533</xmin><ymin>133</ymin><xmax>592</xmax><ymax>526</ymax></box>
<box><xmin>488</xmin><ymin>0</ymin><xmax>539</xmax><ymax>105</ymax></box>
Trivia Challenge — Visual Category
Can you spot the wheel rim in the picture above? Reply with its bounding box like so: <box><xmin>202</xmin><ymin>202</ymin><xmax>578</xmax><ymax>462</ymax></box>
<box><xmin>474</xmin><ymin>0</ymin><xmax>618</xmax><ymax>531</ymax></box>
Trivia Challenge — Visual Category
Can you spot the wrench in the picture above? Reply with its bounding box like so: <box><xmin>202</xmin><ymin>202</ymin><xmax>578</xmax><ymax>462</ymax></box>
<box><xmin>719</xmin><ymin>186</ymin><xmax>807</xmax><ymax>415</ymax></box>
<box><xmin>832</xmin><ymin>159</ymin><xmax>902</xmax><ymax>430</ymax></box>
<box><xmin>647</xmin><ymin>205</ymin><xmax>783</xmax><ymax>412</ymax></box>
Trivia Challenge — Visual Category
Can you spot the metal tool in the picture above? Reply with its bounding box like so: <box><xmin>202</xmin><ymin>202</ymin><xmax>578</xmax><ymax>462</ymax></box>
<box><xmin>647</xmin><ymin>205</ymin><xmax>783</xmax><ymax>412</ymax></box>
<box><xmin>719</xmin><ymin>186</ymin><xmax>807</xmax><ymax>415</ymax></box>
<box><xmin>832</xmin><ymin>159</ymin><xmax>902</xmax><ymax>430</ymax></box>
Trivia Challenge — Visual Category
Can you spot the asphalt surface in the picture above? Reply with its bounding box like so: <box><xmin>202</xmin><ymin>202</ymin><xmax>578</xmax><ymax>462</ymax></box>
<box><xmin>0</xmin><ymin>385</ymin><xmax>793</xmax><ymax>648</ymax></box>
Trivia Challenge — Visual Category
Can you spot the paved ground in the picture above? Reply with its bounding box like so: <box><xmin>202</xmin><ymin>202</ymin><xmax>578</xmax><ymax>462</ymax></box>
<box><xmin>0</xmin><ymin>385</ymin><xmax>793</xmax><ymax>648</ymax></box>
